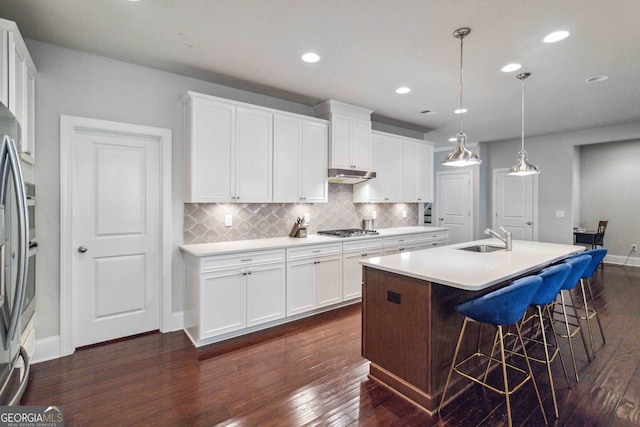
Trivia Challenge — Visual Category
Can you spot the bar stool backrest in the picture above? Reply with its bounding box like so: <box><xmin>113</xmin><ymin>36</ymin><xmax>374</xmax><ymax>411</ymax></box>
<box><xmin>580</xmin><ymin>248</ymin><xmax>608</xmax><ymax>278</ymax></box>
<box><xmin>455</xmin><ymin>276</ymin><xmax>542</xmax><ymax>326</ymax></box>
<box><xmin>531</xmin><ymin>263</ymin><xmax>572</xmax><ymax>306</ymax></box>
<box><xmin>560</xmin><ymin>254</ymin><xmax>591</xmax><ymax>291</ymax></box>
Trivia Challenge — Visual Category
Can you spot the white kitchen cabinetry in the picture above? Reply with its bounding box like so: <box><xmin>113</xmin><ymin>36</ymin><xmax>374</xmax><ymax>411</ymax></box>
<box><xmin>354</xmin><ymin>132</ymin><xmax>434</xmax><ymax>203</ymax></box>
<box><xmin>183</xmin><ymin>92</ymin><xmax>273</xmax><ymax>203</ymax></box>
<box><xmin>382</xmin><ymin>235</ymin><xmax>418</xmax><ymax>255</ymax></box>
<box><xmin>273</xmin><ymin>114</ymin><xmax>328</xmax><ymax>203</ymax></box>
<box><xmin>184</xmin><ymin>249</ymin><xmax>285</xmax><ymax>344</ymax></box>
<box><xmin>403</xmin><ymin>139</ymin><xmax>435</xmax><ymax>202</ymax></box>
<box><xmin>342</xmin><ymin>238</ymin><xmax>382</xmax><ymax>300</ymax></box>
<box><xmin>286</xmin><ymin>243</ymin><xmax>342</xmax><ymax>316</ymax></box>
<box><xmin>417</xmin><ymin>230</ymin><xmax>449</xmax><ymax>250</ymax></box>
<box><xmin>314</xmin><ymin>100</ymin><xmax>373</xmax><ymax>171</ymax></box>
<box><xmin>0</xmin><ymin>20</ymin><xmax>37</xmax><ymax>165</ymax></box>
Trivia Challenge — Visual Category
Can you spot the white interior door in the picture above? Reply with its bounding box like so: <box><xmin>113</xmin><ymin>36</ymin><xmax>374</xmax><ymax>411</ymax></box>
<box><xmin>436</xmin><ymin>171</ymin><xmax>472</xmax><ymax>244</ymax></box>
<box><xmin>493</xmin><ymin>168</ymin><xmax>538</xmax><ymax>241</ymax></box>
<box><xmin>71</xmin><ymin>128</ymin><xmax>161</xmax><ymax>347</ymax></box>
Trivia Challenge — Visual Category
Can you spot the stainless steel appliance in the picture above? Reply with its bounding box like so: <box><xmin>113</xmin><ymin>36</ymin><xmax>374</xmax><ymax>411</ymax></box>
<box><xmin>318</xmin><ymin>228</ymin><xmax>379</xmax><ymax>238</ymax></box>
<box><xmin>21</xmin><ymin>183</ymin><xmax>36</xmax><ymax>332</ymax></box>
<box><xmin>362</xmin><ymin>218</ymin><xmax>375</xmax><ymax>231</ymax></box>
<box><xmin>327</xmin><ymin>169</ymin><xmax>376</xmax><ymax>184</ymax></box>
<box><xmin>0</xmin><ymin>104</ymin><xmax>31</xmax><ymax>405</ymax></box>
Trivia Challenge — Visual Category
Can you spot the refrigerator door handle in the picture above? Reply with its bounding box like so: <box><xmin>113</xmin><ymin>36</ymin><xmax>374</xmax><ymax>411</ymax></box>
<box><xmin>2</xmin><ymin>135</ymin><xmax>29</xmax><ymax>348</ymax></box>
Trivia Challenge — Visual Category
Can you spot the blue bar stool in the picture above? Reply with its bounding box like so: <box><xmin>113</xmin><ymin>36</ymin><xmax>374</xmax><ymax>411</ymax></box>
<box><xmin>519</xmin><ymin>263</ymin><xmax>572</xmax><ymax>418</ymax></box>
<box><xmin>576</xmin><ymin>248</ymin><xmax>608</xmax><ymax>357</ymax></box>
<box><xmin>555</xmin><ymin>254</ymin><xmax>592</xmax><ymax>382</ymax></box>
<box><xmin>438</xmin><ymin>276</ymin><xmax>548</xmax><ymax>427</ymax></box>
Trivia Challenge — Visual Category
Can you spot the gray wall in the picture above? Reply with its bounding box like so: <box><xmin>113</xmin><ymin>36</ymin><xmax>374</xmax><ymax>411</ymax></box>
<box><xmin>578</xmin><ymin>139</ymin><xmax>640</xmax><ymax>258</ymax></box>
<box><xmin>28</xmin><ymin>39</ymin><xmax>316</xmax><ymax>340</ymax></box>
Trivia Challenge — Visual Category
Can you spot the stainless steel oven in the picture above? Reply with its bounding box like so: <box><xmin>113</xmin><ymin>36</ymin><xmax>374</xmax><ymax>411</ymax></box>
<box><xmin>21</xmin><ymin>183</ymin><xmax>36</xmax><ymax>332</ymax></box>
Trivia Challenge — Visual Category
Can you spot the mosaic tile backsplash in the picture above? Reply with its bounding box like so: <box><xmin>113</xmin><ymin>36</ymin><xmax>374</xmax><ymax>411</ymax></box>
<box><xmin>184</xmin><ymin>184</ymin><xmax>419</xmax><ymax>244</ymax></box>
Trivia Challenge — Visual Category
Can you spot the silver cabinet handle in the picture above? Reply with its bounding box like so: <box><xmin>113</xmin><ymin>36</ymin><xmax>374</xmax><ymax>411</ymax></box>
<box><xmin>78</xmin><ymin>245</ymin><xmax>88</xmax><ymax>253</ymax></box>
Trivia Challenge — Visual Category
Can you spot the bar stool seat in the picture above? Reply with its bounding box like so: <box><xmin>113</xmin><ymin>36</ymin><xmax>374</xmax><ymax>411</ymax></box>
<box><xmin>517</xmin><ymin>263</ymin><xmax>572</xmax><ymax>418</ymax></box>
<box><xmin>554</xmin><ymin>254</ymin><xmax>592</xmax><ymax>382</ymax></box>
<box><xmin>438</xmin><ymin>275</ymin><xmax>548</xmax><ymax>427</ymax></box>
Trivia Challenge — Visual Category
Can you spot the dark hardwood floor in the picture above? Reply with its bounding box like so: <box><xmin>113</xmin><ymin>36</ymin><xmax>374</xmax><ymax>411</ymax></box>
<box><xmin>23</xmin><ymin>264</ymin><xmax>640</xmax><ymax>426</ymax></box>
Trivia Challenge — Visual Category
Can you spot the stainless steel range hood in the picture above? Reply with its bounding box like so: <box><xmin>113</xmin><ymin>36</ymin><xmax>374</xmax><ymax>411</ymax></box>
<box><xmin>327</xmin><ymin>168</ymin><xmax>376</xmax><ymax>184</ymax></box>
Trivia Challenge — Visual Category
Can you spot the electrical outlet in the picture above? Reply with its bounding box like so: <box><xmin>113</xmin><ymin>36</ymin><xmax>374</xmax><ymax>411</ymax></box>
<box><xmin>402</xmin><ymin>210</ymin><xmax>407</xmax><ymax>218</ymax></box>
<box><xmin>632</xmin><ymin>244</ymin><xmax>638</xmax><ymax>252</ymax></box>
<box><xmin>224</xmin><ymin>214</ymin><xmax>232</xmax><ymax>227</ymax></box>
<box><xmin>304</xmin><ymin>212</ymin><xmax>310</xmax><ymax>223</ymax></box>
<box><xmin>372</xmin><ymin>211</ymin><xmax>377</xmax><ymax>220</ymax></box>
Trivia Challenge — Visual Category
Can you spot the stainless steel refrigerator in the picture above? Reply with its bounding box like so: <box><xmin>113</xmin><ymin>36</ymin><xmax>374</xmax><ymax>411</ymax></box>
<box><xmin>0</xmin><ymin>103</ymin><xmax>30</xmax><ymax>405</ymax></box>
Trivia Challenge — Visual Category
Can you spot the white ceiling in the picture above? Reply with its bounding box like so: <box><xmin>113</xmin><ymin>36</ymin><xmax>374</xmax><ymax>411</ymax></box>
<box><xmin>2</xmin><ymin>0</ymin><xmax>640</xmax><ymax>146</ymax></box>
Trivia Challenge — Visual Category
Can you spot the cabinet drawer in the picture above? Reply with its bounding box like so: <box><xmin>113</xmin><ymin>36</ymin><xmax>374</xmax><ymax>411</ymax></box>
<box><xmin>417</xmin><ymin>231</ymin><xmax>448</xmax><ymax>243</ymax></box>
<box><xmin>201</xmin><ymin>249</ymin><xmax>285</xmax><ymax>272</ymax></box>
<box><xmin>287</xmin><ymin>243</ymin><xmax>342</xmax><ymax>260</ymax></box>
<box><xmin>382</xmin><ymin>235</ymin><xmax>418</xmax><ymax>247</ymax></box>
<box><xmin>343</xmin><ymin>238</ymin><xmax>382</xmax><ymax>253</ymax></box>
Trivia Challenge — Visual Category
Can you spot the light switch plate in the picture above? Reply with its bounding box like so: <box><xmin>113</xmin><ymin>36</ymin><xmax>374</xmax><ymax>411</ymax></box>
<box><xmin>555</xmin><ymin>210</ymin><xmax>565</xmax><ymax>218</ymax></box>
<box><xmin>402</xmin><ymin>210</ymin><xmax>407</xmax><ymax>218</ymax></box>
<box><xmin>304</xmin><ymin>212</ymin><xmax>310</xmax><ymax>223</ymax></box>
<box><xmin>225</xmin><ymin>214</ymin><xmax>232</xmax><ymax>226</ymax></box>
<box><xmin>372</xmin><ymin>211</ymin><xmax>377</xmax><ymax>220</ymax></box>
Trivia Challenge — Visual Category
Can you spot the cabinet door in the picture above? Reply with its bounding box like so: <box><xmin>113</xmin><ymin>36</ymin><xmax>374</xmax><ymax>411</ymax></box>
<box><xmin>273</xmin><ymin>114</ymin><xmax>302</xmax><ymax>202</ymax></box>
<box><xmin>350</xmin><ymin>118</ymin><xmax>371</xmax><ymax>170</ymax></box>
<box><xmin>186</xmin><ymin>98</ymin><xmax>235</xmax><ymax>202</ymax></box>
<box><xmin>343</xmin><ymin>249</ymin><xmax>381</xmax><ymax>300</ymax></box>
<box><xmin>235</xmin><ymin>107</ymin><xmax>273</xmax><ymax>202</ymax></box>
<box><xmin>329</xmin><ymin>114</ymin><xmax>352</xmax><ymax>169</ymax></box>
<box><xmin>246</xmin><ymin>263</ymin><xmax>286</xmax><ymax>327</ymax></box>
<box><xmin>385</xmin><ymin>137</ymin><xmax>404</xmax><ymax>202</ymax></box>
<box><xmin>200</xmin><ymin>270</ymin><xmax>246</xmax><ymax>338</ymax></box>
<box><xmin>302</xmin><ymin>120</ymin><xmax>328</xmax><ymax>202</ymax></box>
<box><xmin>416</xmin><ymin>142</ymin><xmax>434</xmax><ymax>202</ymax></box>
<box><xmin>8</xmin><ymin>32</ymin><xmax>23</xmax><ymax>122</ymax></box>
<box><xmin>20</xmin><ymin>62</ymin><xmax>35</xmax><ymax>164</ymax></box>
<box><xmin>368</xmin><ymin>133</ymin><xmax>386</xmax><ymax>202</ymax></box>
<box><xmin>402</xmin><ymin>139</ymin><xmax>418</xmax><ymax>202</ymax></box>
<box><xmin>316</xmin><ymin>255</ymin><xmax>343</xmax><ymax>308</ymax></box>
<box><xmin>286</xmin><ymin>259</ymin><xmax>316</xmax><ymax>316</ymax></box>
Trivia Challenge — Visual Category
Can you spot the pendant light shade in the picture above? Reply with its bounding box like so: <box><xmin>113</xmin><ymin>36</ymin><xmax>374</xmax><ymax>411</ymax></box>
<box><xmin>443</xmin><ymin>27</ymin><xmax>481</xmax><ymax>167</ymax></box>
<box><xmin>508</xmin><ymin>72</ymin><xmax>539</xmax><ymax>176</ymax></box>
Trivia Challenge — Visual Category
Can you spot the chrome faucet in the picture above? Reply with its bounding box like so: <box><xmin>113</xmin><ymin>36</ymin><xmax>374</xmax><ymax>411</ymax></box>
<box><xmin>485</xmin><ymin>227</ymin><xmax>512</xmax><ymax>251</ymax></box>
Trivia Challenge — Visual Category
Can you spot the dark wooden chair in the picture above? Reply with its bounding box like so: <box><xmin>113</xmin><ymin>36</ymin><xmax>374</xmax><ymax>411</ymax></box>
<box><xmin>594</xmin><ymin>220</ymin><xmax>608</xmax><ymax>269</ymax></box>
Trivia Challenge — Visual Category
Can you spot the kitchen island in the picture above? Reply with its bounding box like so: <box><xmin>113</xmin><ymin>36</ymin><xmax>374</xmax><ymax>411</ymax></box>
<box><xmin>359</xmin><ymin>238</ymin><xmax>583</xmax><ymax>413</ymax></box>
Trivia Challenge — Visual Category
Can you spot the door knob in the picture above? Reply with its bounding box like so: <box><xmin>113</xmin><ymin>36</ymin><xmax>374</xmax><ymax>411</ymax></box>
<box><xmin>439</xmin><ymin>218</ymin><xmax>444</xmax><ymax>221</ymax></box>
<box><xmin>78</xmin><ymin>245</ymin><xmax>88</xmax><ymax>253</ymax></box>
<box><xmin>527</xmin><ymin>222</ymin><xmax>532</xmax><ymax>225</ymax></box>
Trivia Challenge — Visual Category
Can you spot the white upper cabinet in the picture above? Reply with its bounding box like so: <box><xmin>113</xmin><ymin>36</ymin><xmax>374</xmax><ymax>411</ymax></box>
<box><xmin>314</xmin><ymin>100</ymin><xmax>373</xmax><ymax>171</ymax></box>
<box><xmin>183</xmin><ymin>93</ymin><xmax>273</xmax><ymax>203</ymax></box>
<box><xmin>354</xmin><ymin>131</ymin><xmax>434</xmax><ymax>203</ymax></box>
<box><xmin>273</xmin><ymin>114</ymin><xmax>328</xmax><ymax>203</ymax></box>
<box><xmin>0</xmin><ymin>19</ymin><xmax>37</xmax><ymax>165</ymax></box>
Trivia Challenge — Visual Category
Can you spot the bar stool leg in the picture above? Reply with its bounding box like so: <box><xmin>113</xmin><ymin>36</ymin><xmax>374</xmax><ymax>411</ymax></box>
<box><xmin>545</xmin><ymin>305</ymin><xmax>571</xmax><ymax>389</ymax></box>
<box><xmin>537</xmin><ymin>306</ymin><xmax>559</xmax><ymax>418</ymax></box>
<box><xmin>497</xmin><ymin>325</ymin><xmax>514</xmax><ymax>426</ymax></box>
<box><xmin>515</xmin><ymin>323</ymin><xmax>548</xmax><ymax>426</ymax></box>
<box><xmin>584</xmin><ymin>278</ymin><xmax>606</xmax><ymax>346</ymax></box>
<box><xmin>579</xmin><ymin>279</ymin><xmax>597</xmax><ymax>358</ymax></box>
<box><xmin>568</xmin><ymin>291</ymin><xmax>592</xmax><ymax>362</ymax></box>
<box><xmin>559</xmin><ymin>290</ymin><xmax>580</xmax><ymax>382</ymax></box>
<box><xmin>439</xmin><ymin>317</ymin><xmax>469</xmax><ymax>414</ymax></box>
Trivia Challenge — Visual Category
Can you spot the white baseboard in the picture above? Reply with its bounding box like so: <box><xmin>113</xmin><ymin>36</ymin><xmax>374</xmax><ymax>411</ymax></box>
<box><xmin>168</xmin><ymin>310</ymin><xmax>184</xmax><ymax>332</ymax></box>
<box><xmin>33</xmin><ymin>335</ymin><xmax>62</xmax><ymax>364</ymax></box>
<box><xmin>605</xmin><ymin>254</ymin><xmax>640</xmax><ymax>267</ymax></box>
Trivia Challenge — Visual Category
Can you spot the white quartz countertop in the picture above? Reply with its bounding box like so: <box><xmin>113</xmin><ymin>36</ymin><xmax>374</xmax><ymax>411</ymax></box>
<box><xmin>180</xmin><ymin>226</ymin><xmax>448</xmax><ymax>257</ymax></box>
<box><xmin>360</xmin><ymin>238</ymin><xmax>584</xmax><ymax>291</ymax></box>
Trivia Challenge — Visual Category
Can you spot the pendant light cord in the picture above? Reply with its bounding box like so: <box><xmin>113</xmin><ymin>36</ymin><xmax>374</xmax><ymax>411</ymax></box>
<box><xmin>521</xmin><ymin>77</ymin><xmax>525</xmax><ymax>152</ymax></box>
<box><xmin>459</xmin><ymin>35</ymin><xmax>464</xmax><ymax>134</ymax></box>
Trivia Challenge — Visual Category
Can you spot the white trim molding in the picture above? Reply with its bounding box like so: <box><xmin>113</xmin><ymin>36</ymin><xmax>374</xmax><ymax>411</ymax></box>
<box><xmin>59</xmin><ymin>115</ymin><xmax>173</xmax><ymax>357</ymax></box>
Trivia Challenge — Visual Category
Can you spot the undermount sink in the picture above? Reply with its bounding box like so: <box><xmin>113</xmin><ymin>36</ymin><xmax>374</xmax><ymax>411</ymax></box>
<box><xmin>457</xmin><ymin>244</ymin><xmax>505</xmax><ymax>253</ymax></box>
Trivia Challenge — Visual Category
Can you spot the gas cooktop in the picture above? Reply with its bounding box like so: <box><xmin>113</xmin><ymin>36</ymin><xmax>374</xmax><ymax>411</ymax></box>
<box><xmin>317</xmin><ymin>229</ymin><xmax>379</xmax><ymax>238</ymax></box>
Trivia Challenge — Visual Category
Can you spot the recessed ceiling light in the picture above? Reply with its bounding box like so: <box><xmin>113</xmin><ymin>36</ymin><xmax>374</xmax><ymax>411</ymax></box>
<box><xmin>301</xmin><ymin>52</ymin><xmax>320</xmax><ymax>63</ymax></box>
<box><xmin>586</xmin><ymin>75</ymin><xmax>608</xmax><ymax>83</ymax></box>
<box><xmin>454</xmin><ymin>108</ymin><xmax>467</xmax><ymax>114</ymax></box>
<box><xmin>395</xmin><ymin>87</ymin><xmax>411</xmax><ymax>94</ymax></box>
<box><xmin>501</xmin><ymin>63</ymin><xmax>522</xmax><ymax>72</ymax></box>
<box><xmin>543</xmin><ymin>30</ymin><xmax>570</xmax><ymax>43</ymax></box>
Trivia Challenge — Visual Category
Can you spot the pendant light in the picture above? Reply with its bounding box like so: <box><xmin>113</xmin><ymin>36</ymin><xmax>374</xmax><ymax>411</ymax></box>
<box><xmin>443</xmin><ymin>27</ymin><xmax>481</xmax><ymax>167</ymax></box>
<box><xmin>508</xmin><ymin>72</ymin><xmax>540</xmax><ymax>176</ymax></box>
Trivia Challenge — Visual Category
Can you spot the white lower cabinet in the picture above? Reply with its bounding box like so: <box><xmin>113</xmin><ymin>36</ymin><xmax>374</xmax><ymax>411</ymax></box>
<box><xmin>417</xmin><ymin>230</ymin><xmax>449</xmax><ymax>250</ymax></box>
<box><xmin>382</xmin><ymin>235</ymin><xmax>418</xmax><ymax>255</ymax></box>
<box><xmin>286</xmin><ymin>243</ymin><xmax>342</xmax><ymax>316</ymax></box>
<box><xmin>185</xmin><ymin>249</ymin><xmax>285</xmax><ymax>344</ymax></box>
<box><xmin>342</xmin><ymin>238</ymin><xmax>382</xmax><ymax>300</ymax></box>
